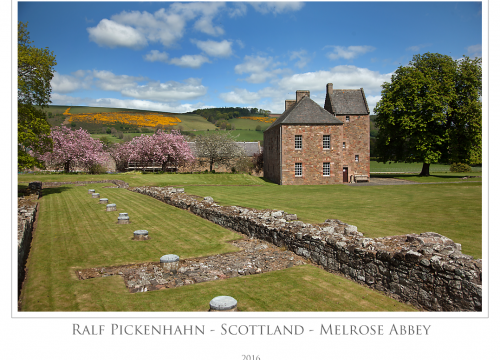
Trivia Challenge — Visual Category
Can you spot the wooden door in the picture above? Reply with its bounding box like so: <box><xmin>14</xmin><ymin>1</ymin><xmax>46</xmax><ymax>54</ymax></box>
<box><xmin>343</xmin><ymin>167</ymin><xmax>348</xmax><ymax>183</ymax></box>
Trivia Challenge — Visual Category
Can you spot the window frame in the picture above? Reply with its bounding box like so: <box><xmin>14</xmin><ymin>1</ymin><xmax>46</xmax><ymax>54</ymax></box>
<box><xmin>345</xmin><ymin>115</ymin><xmax>350</xmax><ymax>123</ymax></box>
<box><xmin>295</xmin><ymin>135</ymin><xmax>302</xmax><ymax>150</ymax></box>
<box><xmin>323</xmin><ymin>162</ymin><xmax>330</xmax><ymax>176</ymax></box>
<box><xmin>355</xmin><ymin>154</ymin><xmax>359</xmax><ymax>162</ymax></box>
<box><xmin>295</xmin><ymin>162</ymin><xmax>302</xmax><ymax>177</ymax></box>
<box><xmin>323</xmin><ymin>135</ymin><xmax>330</xmax><ymax>150</ymax></box>
<box><xmin>343</xmin><ymin>142</ymin><xmax>346</xmax><ymax>149</ymax></box>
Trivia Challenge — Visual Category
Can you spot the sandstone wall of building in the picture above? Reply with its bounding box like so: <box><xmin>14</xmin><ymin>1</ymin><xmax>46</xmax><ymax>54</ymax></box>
<box><xmin>338</xmin><ymin>114</ymin><xmax>370</xmax><ymax>179</ymax></box>
<box><xmin>280</xmin><ymin>124</ymin><xmax>344</xmax><ymax>185</ymax></box>
<box><xmin>130</xmin><ymin>185</ymin><xmax>482</xmax><ymax>312</ymax></box>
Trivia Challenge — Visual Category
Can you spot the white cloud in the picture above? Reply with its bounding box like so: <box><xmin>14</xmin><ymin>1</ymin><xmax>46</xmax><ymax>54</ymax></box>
<box><xmin>169</xmin><ymin>55</ymin><xmax>210</xmax><ymax>68</ymax></box>
<box><xmin>144</xmin><ymin>50</ymin><xmax>170</xmax><ymax>63</ymax></box>
<box><xmin>51</xmin><ymin>70</ymin><xmax>208</xmax><ymax>104</ymax></box>
<box><xmin>89</xmin><ymin>98</ymin><xmax>206</xmax><ymax>113</ymax></box>
<box><xmin>289</xmin><ymin>49</ymin><xmax>311</xmax><ymax>68</ymax></box>
<box><xmin>234</xmin><ymin>55</ymin><xmax>283</xmax><ymax>83</ymax></box>
<box><xmin>121</xmin><ymin>78</ymin><xmax>207</xmax><ymax>102</ymax></box>
<box><xmin>144</xmin><ymin>50</ymin><xmax>210</xmax><ymax>68</ymax></box>
<box><xmin>50</xmin><ymin>93</ymin><xmax>207</xmax><ymax>113</ymax></box>
<box><xmin>467</xmin><ymin>44</ymin><xmax>482</xmax><ymax>57</ymax></box>
<box><xmin>88</xmin><ymin>3</ymin><xmax>227</xmax><ymax>49</ymax></box>
<box><xmin>51</xmin><ymin>72</ymin><xmax>87</xmax><ymax>93</ymax></box>
<box><xmin>192</xmin><ymin>39</ymin><xmax>233</xmax><ymax>57</ymax></box>
<box><xmin>365</xmin><ymin>95</ymin><xmax>381</xmax><ymax>114</ymax></box>
<box><xmin>278</xmin><ymin>65</ymin><xmax>391</xmax><ymax>95</ymax></box>
<box><xmin>228</xmin><ymin>3</ymin><xmax>247</xmax><ymax>18</ymax></box>
<box><xmin>171</xmin><ymin>2</ymin><xmax>226</xmax><ymax>36</ymax></box>
<box><xmin>220</xmin><ymin>65</ymin><xmax>392</xmax><ymax>113</ymax></box>
<box><xmin>219</xmin><ymin>88</ymin><xmax>261</xmax><ymax>104</ymax></box>
<box><xmin>251</xmin><ymin>2</ymin><xmax>305</xmax><ymax>15</ymax></box>
<box><xmin>326</xmin><ymin>45</ymin><xmax>376</xmax><ymax>60</ymax></box>
<box><xmin>92</xmin><ymin>70</ymin><xmax>146</xmax><ymax>92</ymax></box>
<box><xmin>406</xmin><ymin>43</ymin><xmax>431</xmax><ymax>52</ymax></box>
<box><xmin>87</xmin><ymin>19</ymin><xmax>148</xmax><ymax>49</ymax></box>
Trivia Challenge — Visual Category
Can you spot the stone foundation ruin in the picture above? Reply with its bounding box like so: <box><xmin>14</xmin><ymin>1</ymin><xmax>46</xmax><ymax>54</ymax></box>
<box><xmin>18</xmin><ymin>180</ymin><xmax>482</xmax><ymax>311</ymax></box>
<box><xmin>131</xmin><ymin>185</ymin><xmax>482</xmax><ymax>312</ymax></box>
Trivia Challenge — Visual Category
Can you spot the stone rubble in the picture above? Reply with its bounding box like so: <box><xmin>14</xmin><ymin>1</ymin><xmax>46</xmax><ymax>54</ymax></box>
<box><xmin>76</xmin><ymin>238</ymin><xmax>306</xmax><ymax>293</ymax></box>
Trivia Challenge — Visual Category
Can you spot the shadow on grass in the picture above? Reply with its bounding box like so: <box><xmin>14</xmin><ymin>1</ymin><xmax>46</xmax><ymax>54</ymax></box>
<box><xmin>42</xmin><ymin>186</ymin><xmax>73</xmax><ymax>197</ymax></box>
<box><xmin>258</xmin><ymin>176</ymin><xmax>277</xmax><ymax>184</ymax></box>
<box><xmin>18</xmin><ymin>185</ymin><xmax>28</xmax><ymax>198</ymax></box>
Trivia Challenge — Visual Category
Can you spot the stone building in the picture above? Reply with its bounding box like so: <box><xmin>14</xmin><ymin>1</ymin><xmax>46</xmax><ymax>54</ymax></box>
<box><xmin>263</xmin><ymin>83</ymin><xmax>370</xmax><ymax>185</ymax></box>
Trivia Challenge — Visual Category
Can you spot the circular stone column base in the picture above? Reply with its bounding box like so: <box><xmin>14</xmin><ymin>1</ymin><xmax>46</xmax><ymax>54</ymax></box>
<box><xmin>117</xmin><ymin>213</ymin><xmax>130</xmax><ymax>224</ymax></box>
<box><xmin>209</xmin><ymin>296</ymin><xmax>238</xmax><ymax>312</ymax></box>
<box><xmin>99</xmin><ymin>198</ymin><xmax>109</xmax><ymax>204</ymax></box>
<box><xmin>133</xmin><ymin>230</ymin><xmax>149</xmax><ymax>240</ymax></box>
<box><xmin>106</xmin><ymin>203</ymin><xmax>117</xmax><ymax>211</ymax></box>
<box><xmin>92</xmin><ymin>193</ymin><xmax>100</xmax><ymax>198</ymax></box>
<box><xmin>88</xmin><ymin>189</ymin><xmax>95</xmax><ymax>194</ymax></box>
<box><xmin>160</xmin><ymin>254</ymin><xmax>180</xmax><ymax>272</ymax></box>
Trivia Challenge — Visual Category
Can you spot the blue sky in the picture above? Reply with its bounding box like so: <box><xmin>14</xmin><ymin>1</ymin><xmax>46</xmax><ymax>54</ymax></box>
<box><xmin>17</xmin><ymin>1</ymin><xmax>483</xmax><ymax>114</ymax></box>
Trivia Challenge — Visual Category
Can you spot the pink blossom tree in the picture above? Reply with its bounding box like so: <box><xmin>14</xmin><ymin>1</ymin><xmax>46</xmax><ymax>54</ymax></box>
<box><xmin>111</xmin><ymin>130</ymin><xmax>194</xmax><ymax>172</ymax></box>
<box><xmin>39</xmin><ymin>126</ymin><xmax>107</xmax><ymax>172</ymax></box>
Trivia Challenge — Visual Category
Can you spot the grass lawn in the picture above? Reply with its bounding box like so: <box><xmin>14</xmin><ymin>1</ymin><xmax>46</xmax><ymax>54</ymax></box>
<box><xmin>20</xmin><ymin>183</ymin><xmax>414</xmax><ymax>312</ymax></box>
<box><xmin>18</xmin><ymin>172</ymin><xmax>482</xmax><ymax>259</ymax></box>
<box><xmin>370</xmin><ymin>161</ymin><xmax>482</xmax><ymax>173</ymax></box>
<box><xmin>183</xmin><ymin>182</ymin><xmax>482</xmax><ymax>259</ymax></box>
<box><xmin>18</xmin><ymin>173</ymin><xmax>267</xmax><ymax>187</ymax></box>
<box><xmin>372</xmin><ymin>173</ymin><xmax>482</xmax><ymax>183</ymax></box>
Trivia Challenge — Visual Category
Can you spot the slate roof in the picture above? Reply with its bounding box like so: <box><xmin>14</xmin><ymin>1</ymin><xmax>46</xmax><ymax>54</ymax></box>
<box><xmin>266</xmin><ymin>96</ymin><xmax>343</xmax><ymax>131</ymax></box>
<box><xmin>326</xmin><ymin>88</ymin><xmax>370</xmax><ymax>115</ymax></box>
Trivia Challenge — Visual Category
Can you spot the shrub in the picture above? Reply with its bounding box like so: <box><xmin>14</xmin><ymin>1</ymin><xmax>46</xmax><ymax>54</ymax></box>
<box><xmin>450</xmin><ymin>163</ymin><xmax>471</xmax><ymax>173</ymax></box>
<box><xmin>234</xmin><ymin>156</ymin><xmax>253</xmax><ymax>173</ymax></box>
<box><xmin>252</xmin><ymin>152</ymin><xmax>264</xmax><ymax>172</ymax></box>
<box><xmin>87</xmin><ymin>163</ymin><xmax>107</xmax><ymax>174</ymax></box>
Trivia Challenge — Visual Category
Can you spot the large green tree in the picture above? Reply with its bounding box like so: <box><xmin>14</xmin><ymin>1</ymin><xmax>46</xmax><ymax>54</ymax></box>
<box><xmin>374</xmin><ymin>53</ymin><xmax>481</xmax><ymax>176</ymax></box>
<box><xmin>18</xmin><ymin>21</ymin><xmax>57</xmax><ymax>170</ymax></box>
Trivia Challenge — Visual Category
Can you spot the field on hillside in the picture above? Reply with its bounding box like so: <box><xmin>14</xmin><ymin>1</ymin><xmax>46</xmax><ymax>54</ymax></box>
<box><xmin>19</xmin><ymin>182</ymin><xmax>415</xmax><ymax>312</ymax></box>
<box><xmin>228</xmin><ymin>117</ymin><xmax>274</xmax><ymax>130</ymax></box>
<box><xmin>41</xmin><ymin>105</ymin><xmax>217</xmax><ymax>133</ymax></box>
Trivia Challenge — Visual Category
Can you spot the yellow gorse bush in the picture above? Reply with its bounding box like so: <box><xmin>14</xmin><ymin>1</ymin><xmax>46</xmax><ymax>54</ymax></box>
<box><xmin>239</xmin><ymin>116</ymin><xmax>274</xmax><ymax>124</ymax></box>
<box><xmin>63</xmin><ymin>108</ymin><xmax>182</xmax><ymax>127</ymax></box>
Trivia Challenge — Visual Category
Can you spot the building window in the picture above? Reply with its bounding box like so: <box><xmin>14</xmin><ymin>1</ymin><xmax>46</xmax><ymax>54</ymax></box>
<box><xmin>323</xmin><ymin>162</ymin><xmax>330</xmax><ymax>176</ymax></box>
<box><xmin>355</xmin><ymin>155</ymin><xmax>359</xmax><ymax>162</ymax></box>
<box><xmin>346</xmin><ymin>116</ymin><xmax>350</xmax><ymax>122</ymax></box>
<box><xmin>295</xmin><ymin>135</ymin><xmax>302</xmax><ymax>149</ymax></box>
<box><xmin>343</xmin><ymin>142</ymin><xmax>346</xmax><ymax>149</ymax></box>
<box><xmin>295</xmin><ymin>163</ymin><xmax>302</xmax><ymax>177</ymax></box>
<box><xmin>323</xmin><ymin>135</ymin><xmax>330</xmax><ymax>149</ymax></box>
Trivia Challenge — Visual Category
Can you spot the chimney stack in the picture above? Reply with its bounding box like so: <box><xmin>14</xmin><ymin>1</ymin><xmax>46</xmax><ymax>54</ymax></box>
<box><xmin>285</xmin><ymin>100</ymin><xmax>296</xmax><ymax>111</ymax></box>
<box><xmin>326</xmin><ymin>83</ymin><xmax>333</xmax><ymax>94</ymax></box>
<box><xmin>296</xmin><ymin>90</ymin><xmax>310</xmax><ymax>102</ymax></box>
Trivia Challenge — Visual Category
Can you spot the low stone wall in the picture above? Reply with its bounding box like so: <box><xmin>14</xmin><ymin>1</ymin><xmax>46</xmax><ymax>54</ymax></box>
<box><xmin>42</xmin><ymin>179</ymin><xmax>129</xmax><ymax>188</ymax></box>
<box><xmin>130</xmin><ymin>186</ymin><xmax>482</xmax><ymax>312</ymax></box>
<box><xmin>18</xmin><ymin>196</ymin><xmax>38</xmax><ymax>296</ymax></box>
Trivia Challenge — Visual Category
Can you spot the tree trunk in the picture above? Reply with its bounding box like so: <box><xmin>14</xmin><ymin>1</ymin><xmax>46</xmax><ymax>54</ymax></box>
<box><xmin>64</xmin><ymin>160</ymin><xmax>71</xmax><ymax>173</ymax></box>
<box><xmin>209</xmin><ymin>160</ymin><xmax>213</xmax><ymax>172</ymax></box>
<box><xmin>420</xmin><ymin>163</ymin><xmax>430</xmax><ymax>176</ymax></box>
